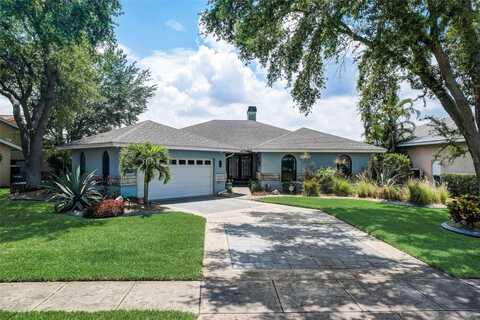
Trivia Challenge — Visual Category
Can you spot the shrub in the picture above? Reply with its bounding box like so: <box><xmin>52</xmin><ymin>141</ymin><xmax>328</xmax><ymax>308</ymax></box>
<box><xmin>442</xmin><ymin>174</ymin><xmax>479</xmax><ymax>197</ymax></box>
<box><xmin>315</xmin><ymin>167</ymin><xmax>337</xmax><ymax>194</ymax></box>
<box><xmin>45</xmin><ymin>168</ymin><xmax>102</xmax><ymax>212</ymax></box>
<box><xmin>356</xmin><ymin>180</ymin><xmax>378</xmax><ymax>198</ymax></box>
<box><xmin>370</xmin><ymin>153</ymin><xmax>412</xmax><ymax>186</ymax></box>
<box><xmin>447</xmin><ymin>195</ymin><xmax>480</xmax><ymax>227</ymax></box>
<box><xmin>333</xmin><ymin>178</ymin><xmax>354</xmax><ymax>196</ymax></box>
<box><xmin>407</xmin><ymin>180</ymin><xmax>448</xmax><ymax>205</ymax></box>
<box><xmin>86</xmin><ymin>199</ymin><xmax>124</xmax><ymax>218</ymax></box>
<box><xmin>303</xmin><ymin>179</ymin><xmax>320</xmax><ymax>196</ymax></box>
<box><xmin>249</xmin><ymin>180</ymin><xmax>263</xmax><ymax>193</ymax></box>
<box><xmin>379</xmin><ymin>185</ymin><xmax>407</xmax><ymax>201</ymax></box>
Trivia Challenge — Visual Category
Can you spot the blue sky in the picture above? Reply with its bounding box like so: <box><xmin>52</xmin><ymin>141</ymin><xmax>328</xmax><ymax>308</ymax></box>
<box><xmin>0</xmin><ymin>0</ymin><xmax>443</xmax><ymax>140</ymax></box>
<box><xmin>116</xmin><ymin>0</ymin><xmax>206</xmax><ymax>56</ymax></box>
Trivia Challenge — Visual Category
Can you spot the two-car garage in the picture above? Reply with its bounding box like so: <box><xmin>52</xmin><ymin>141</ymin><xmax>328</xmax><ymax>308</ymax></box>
<box><xmin>137</xmin><ymin>158</ymin><xmax>214</xmax><ymax>200</ymax></box>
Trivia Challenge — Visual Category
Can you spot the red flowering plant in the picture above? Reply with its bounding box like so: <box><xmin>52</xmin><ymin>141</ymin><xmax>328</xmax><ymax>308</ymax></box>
<box><xmin>86</xmin><ymin>198</ymin><xmax>124</xmax><ymax>218</ymax></box>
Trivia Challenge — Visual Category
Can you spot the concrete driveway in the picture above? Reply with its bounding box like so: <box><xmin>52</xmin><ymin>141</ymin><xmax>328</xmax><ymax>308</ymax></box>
<box><xmin>168</xmin><ymin>196</ymin><xmax>480</xmax><ymax>319</ymax></box>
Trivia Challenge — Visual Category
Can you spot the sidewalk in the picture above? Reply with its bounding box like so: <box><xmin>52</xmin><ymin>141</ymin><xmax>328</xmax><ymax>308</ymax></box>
<box><xmin>0</xmin><ymin>281</ymin><xmax>200</xmax><ymax>313</ymax></box>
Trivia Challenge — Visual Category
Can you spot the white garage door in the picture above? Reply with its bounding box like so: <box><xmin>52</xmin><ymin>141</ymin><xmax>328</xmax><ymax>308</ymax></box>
<box><xmin>137</xmin><ymin>158</ymin><xmax>213</xmax><ymax>200</ymax></box>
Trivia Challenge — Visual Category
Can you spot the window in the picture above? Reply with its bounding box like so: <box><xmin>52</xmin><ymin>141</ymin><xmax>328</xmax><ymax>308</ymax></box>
<box><xmin>205</xmin><ymin>160</ymin><xmax>212</xmax><ymax>165</ymax></box>
<box><xmin>336</xmin><ymin>154</ymin><xmax>352</xmax><ymax>177</ymax></box>
<box><xmin>281</xmin><ymin>154</ymin><xmax>297</xmax><ymax>182</ymax></box>
<box><xmin>179</xmin><ymin>160</ymin><xmax>186</xmax><ymax>165</ymax></box>
<box><xmin>80</xmin><ymin>152</ymin><xmax>86</xmax><ymax>176</ymax></box>
<box><xmin>188</xmin><ymin>160</ymin><xmax>195</xmax><ymax>165</ymax></box>
<box><xmin>102</xmin><ymin>151</ymin><xmax>110</xmax><ymax>179</ymax></box>
<box><xmin>196</xmin><ymin>160</ymin><xmax>203</xmax><ymax>165</ymax></box>
<box><xmin>170</xmin><ymin>159</ymin><xmax>177</xmax><ymax>165</ymax></box>
<box><xmin>218</xmin><ymin>160</ymin><xmax>222</xmax><ymax>168</ymax></box>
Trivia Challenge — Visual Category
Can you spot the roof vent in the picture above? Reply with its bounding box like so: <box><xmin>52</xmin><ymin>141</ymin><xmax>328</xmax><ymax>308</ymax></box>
<box><xmin>247</xmin><ymin>106</ymin><xmax>257</xmax><ymax>121</ymax></box>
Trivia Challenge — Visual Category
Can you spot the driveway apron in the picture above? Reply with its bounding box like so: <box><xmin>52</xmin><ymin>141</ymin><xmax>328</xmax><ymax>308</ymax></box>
<box><xmin>169</xmin><ymin>197</ymin><xmax>480</xmax><ymax>320</ymax></box>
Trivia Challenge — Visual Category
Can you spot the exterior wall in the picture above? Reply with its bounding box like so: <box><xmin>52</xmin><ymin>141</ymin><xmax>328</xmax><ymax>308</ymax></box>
<box><xmin>0</xmin><ymin>121</ymin><xmax>21</xmax><ymax>146</ymax></box>
<box><xmin>71</xmin><ymin>148</ymin><xmax>226</xmax><ymax>198</ymax></box>
<box><xmin>0</xmin><ymin>144</ymin><xmax>11</xmax><ymax>187</ymax></box>
<box><xmin>72</xmin><ymin>147</ymin><xmax>121</xmax><ymax>176</ymax></box>
<box><xmin>402</xmin><ymin>143</ymin><xmax>475</xmax><ymax>179</ymax></box>
<box><xmin>259</xmin><ymin>152</ymin><xmax>371</xmax><ymax>190</ymax></box>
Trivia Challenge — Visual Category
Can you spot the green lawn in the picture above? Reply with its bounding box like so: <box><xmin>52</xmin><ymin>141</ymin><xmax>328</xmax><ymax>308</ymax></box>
<box><xmin>0</xmin><ymin>189</ymin><xmax>205</xmax><ymax>281</ymax></box>
<box><xmin>0</xmin><ymin>310</ymin><xmax>194</xmax><ymax>320</ymax></box>
<box><xmin>259</xmin><ymin>196</ymin><xmax>480</xmax><ymax>278</ymax></box>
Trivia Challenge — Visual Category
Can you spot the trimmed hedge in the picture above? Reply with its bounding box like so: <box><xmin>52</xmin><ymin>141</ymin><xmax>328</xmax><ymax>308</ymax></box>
<box><xmin>442</xmin><ymin>174</ymin><xmax>479</xmax><ymax>196</ymax></box>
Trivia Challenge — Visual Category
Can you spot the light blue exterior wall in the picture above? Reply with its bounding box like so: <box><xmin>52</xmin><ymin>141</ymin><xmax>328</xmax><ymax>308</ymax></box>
<box><xmin>72</xmin><ymin>147</ymin><xmax>120</xmax><ymax>176</ymax></box>
<box><xmin>259</xmin><ymin>152</ymin><xmax>371</xmax><ymax>190</ymax></box>
<box><xmin>71</xmin><ymin>148</ymin><xmax>226</xmax><ymax>198</ymax></box>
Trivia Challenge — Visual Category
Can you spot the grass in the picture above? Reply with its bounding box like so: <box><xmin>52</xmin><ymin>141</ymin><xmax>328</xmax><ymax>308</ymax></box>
<box><xmin>259</xmin><ymin>196</ymin><xmax>480</xmax><ymax>278</ymax></box>
<box><xmin>0</xmin><ymin>310</ymin><xmax>194</xmax><ymax>320</ymax></box>
<box><xmin>0</xmin><ymin>189</ymin><xmax>205</xmax><ymax>281</ymax></box>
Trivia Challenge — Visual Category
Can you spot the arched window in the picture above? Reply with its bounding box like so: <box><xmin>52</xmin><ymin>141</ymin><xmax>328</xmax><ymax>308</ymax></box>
<box><xmin>80</xmin><ymin>152</ymin><xmax>86</xmax><ymax>176</ymax></box>
<box><xmin>336</xmin><ymin>154</ymin><xmax>352</xmax><ymax>177</ymax></box>
<box><xmin>102</xmin><ymin>151</ymin><xmax>110</xmax><ymax>179</ymax></box>
<box><xmin>281</xmin><ymin>154</ymin><xmax>297</xmax><ymax>182</ymax></box>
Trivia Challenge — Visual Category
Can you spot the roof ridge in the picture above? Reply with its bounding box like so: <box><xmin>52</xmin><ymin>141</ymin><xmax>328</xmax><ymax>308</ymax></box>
<box><xmin>177</xmin><ymin>126</ymin><xmax>239</xmax><ymax>149</ymax></box>
<box><xmin>253</xmin><ymin>129</ymin><xmax>297</xmax><ymax>148</ymax></box>
<box><xmin>111</xmin><ymin>121</ymin><xmax>151</xmax><ymax>142</ymax></box>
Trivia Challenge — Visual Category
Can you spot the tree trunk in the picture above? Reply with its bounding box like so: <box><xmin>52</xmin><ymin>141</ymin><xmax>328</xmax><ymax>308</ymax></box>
<box><xmin>143</xmin><ymin>180</ymin><xmax>149</xmax><ymax>208</ymax></box>
<box><xmin>24</xmin><ymin>134</ymin><xmax>44</xmax><ymax>188</ymax></box>
<box><xmin>463</xmin><ymin>133</ymin><xmax>480</xmax><ymax>194</ymax></box>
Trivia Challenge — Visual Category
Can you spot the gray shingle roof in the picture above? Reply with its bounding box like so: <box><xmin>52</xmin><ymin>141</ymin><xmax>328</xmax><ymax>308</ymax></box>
<box><xmin>252</xmin><ymin>128</ymin><xmax>385</xmax><ymax>153</ymax></box>
<box><xmin>62</xmin><ymin>120</ymin><xmax>239</xmax><ymax>152</ymax></box>
<box><xmin>182</xmin><ymin>120</ymin><xmax>290</xmax><ymax>151</ymax></box>
<box><xmin>398</xmin><ymin>117</ymin><xmax>464</xmax><ymax>147</ymax></box>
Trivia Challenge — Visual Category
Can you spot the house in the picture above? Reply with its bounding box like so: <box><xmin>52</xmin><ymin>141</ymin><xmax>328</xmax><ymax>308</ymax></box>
<box><xmin>0</xmin><ymin>115</ymin><xmax>23</xmax><ymax>187</ymax></box>
<box><xmin>61</xmin><ymin>106</ymin><xmax>385</xmax><ymax>200</ymax></box>
<box><xmin>398</xmin><ymin>117</ymin><xmax>475</xmax><ymax>179</ymax></box>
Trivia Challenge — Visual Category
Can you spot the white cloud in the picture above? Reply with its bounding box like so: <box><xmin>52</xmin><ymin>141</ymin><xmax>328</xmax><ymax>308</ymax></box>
<box><xmin>136</xmin><ymin>38</ymin><xmax>367</xmax><ymax>140</ymax></box>
<box><xmin>165</xmin><ymin>19</ymin><xmax>185</xmax><ymax>32</ymax></box>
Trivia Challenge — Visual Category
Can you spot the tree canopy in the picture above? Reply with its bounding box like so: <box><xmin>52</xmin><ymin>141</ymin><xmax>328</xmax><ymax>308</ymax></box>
<box><xmin>0</xmin><ymin>0</ymin><xmax>121</xmax><ymax>186</ymax></box>
<box><xmin>47</xmin><ymin>46</ymin><xmax>156</xmax><ymax>145</ymax></box>
<box><xmin>202</xmin><ymin>0</ymin><xmax>480</xmax><ymax>183</ymax></box>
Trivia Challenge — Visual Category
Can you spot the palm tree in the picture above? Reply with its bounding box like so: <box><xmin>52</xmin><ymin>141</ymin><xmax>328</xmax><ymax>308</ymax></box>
<box><xmin>361</xmin><ymin>96</ymin><xmax>418</xmax><ymax>152</ymax></box>
<box><xmin>120</xmin><ymin>143</ymin><xmax>170</xmax><ymax>207</ymax></box>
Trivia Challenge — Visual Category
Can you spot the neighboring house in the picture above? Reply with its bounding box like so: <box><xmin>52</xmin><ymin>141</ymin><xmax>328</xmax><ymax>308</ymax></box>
<box><xmin>61</xmin><ymin>106</ymin><xmax>384</xmax><ymax>200</ymax></box>
<box><xmin>398</xmin><ymin>117</ymin><xmax>475</xmax><ymax>179</ymax></box>
<box><xmin>0</xmin><ymin>115</ymin><xmax>23</xmax><ymax>187</ymax></box>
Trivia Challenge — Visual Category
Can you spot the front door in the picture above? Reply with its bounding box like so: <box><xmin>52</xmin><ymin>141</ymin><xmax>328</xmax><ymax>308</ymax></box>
<box><xmin>227</xmin><ymin>154</ymin><xmax>253</xmax><ymax>184</ymax></box>
<box><xmin>241</xmin><ymin>155</ymin><xmax>251</xmax><ymax>180</ymax></box>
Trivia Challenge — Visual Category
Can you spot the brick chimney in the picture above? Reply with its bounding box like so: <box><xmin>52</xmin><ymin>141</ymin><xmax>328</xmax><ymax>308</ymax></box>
<box><xmin>247</xmin><ymin>106</ymin><xmax>257</xmax><ymax>121</ymax></box>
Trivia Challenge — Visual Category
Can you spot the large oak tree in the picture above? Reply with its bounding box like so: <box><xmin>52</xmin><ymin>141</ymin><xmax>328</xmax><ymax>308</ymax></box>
<box><xmin>0</xmin><ymin>0</ymin><xmax>121</xmax><ymax>187</ymax></box>
<box><xmin>202</xmin><ymin>0</ymin><xmax>480</xmax><ymax>185</ymax></box>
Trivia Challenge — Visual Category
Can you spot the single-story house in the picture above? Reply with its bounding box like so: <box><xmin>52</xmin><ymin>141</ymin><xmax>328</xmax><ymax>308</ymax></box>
<box><xmin>0</xmin><ymin>115</ymin><xmax>23</xmax><ymax>187</ymax></box>
<box><xmin>61</xmin><ymin>106</ymin><xmax>385</xmax><ymax>200</ymax></box>
<box><xmin>398</xmin><ymin>118</ymin><xmax>475</xmax><ymax>179</ymax></box>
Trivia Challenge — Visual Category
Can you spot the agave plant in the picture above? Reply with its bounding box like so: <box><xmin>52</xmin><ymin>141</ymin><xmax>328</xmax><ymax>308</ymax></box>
<box><xmin>45</xmin><ymin>167</ymin><xmax>102</xmax><ymax>212</ymax></box>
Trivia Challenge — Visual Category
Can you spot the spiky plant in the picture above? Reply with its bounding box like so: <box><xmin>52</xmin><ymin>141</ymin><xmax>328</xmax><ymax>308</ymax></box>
<box><xmin>46</xmin><ymin>167</ymin><xmax>102</xmax><ymax>212</ymax></box>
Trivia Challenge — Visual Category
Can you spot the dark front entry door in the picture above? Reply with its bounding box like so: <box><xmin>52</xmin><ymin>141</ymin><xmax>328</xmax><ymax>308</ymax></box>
<box><xmin>241</xmin><ymin>155</ymin><xmax>251</xmax><ymax>180</ymax></box>
<box><xmin>227</xmin><ymin>154</ymin><xmax>253</xmax><ymax>184</ymax></box>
